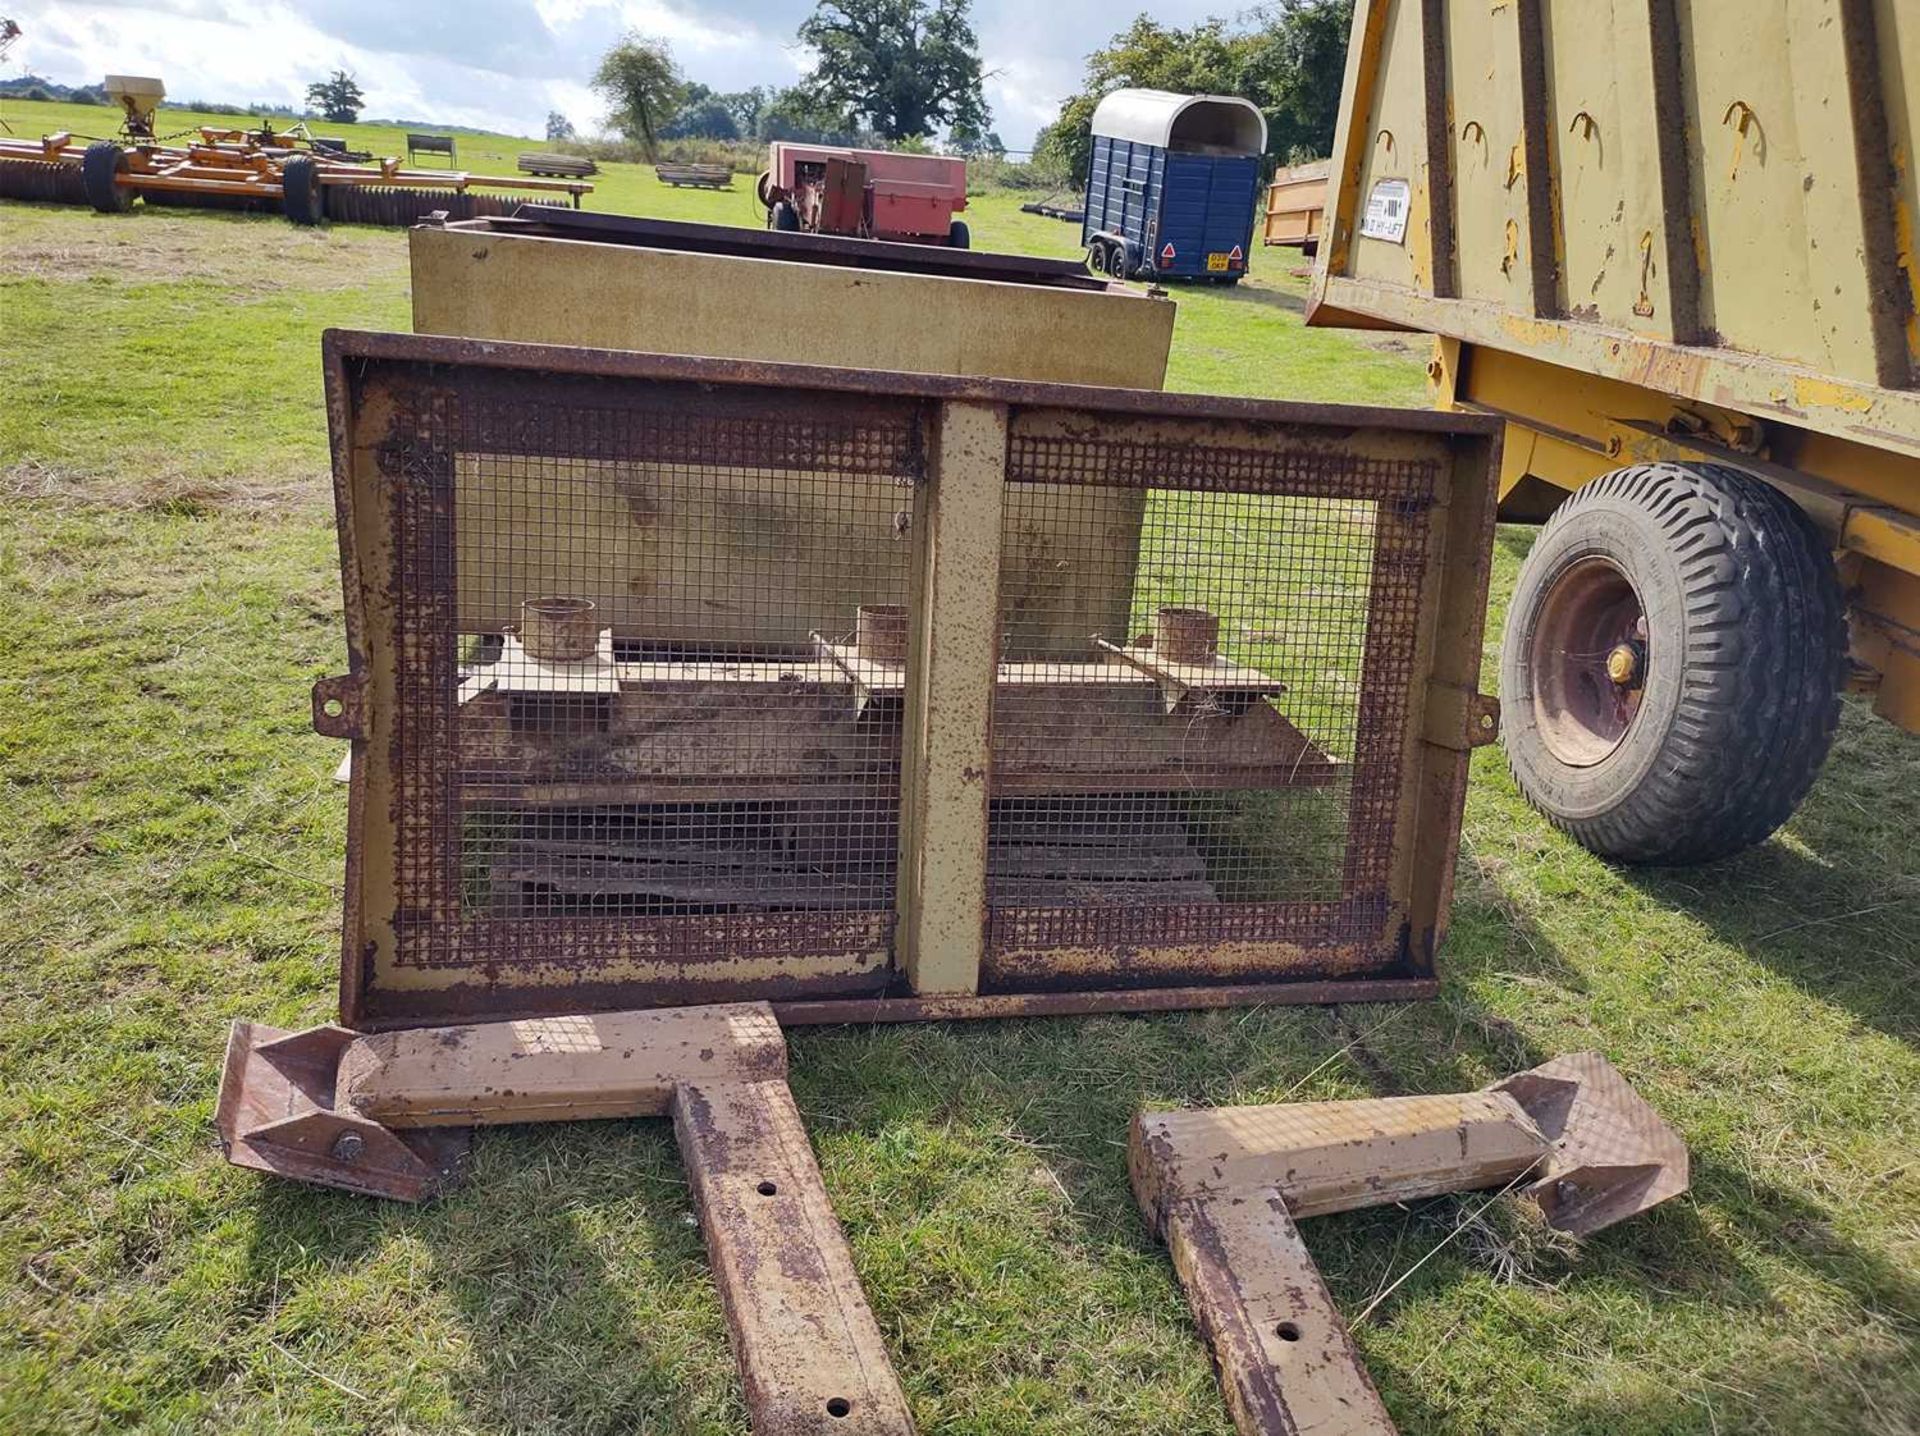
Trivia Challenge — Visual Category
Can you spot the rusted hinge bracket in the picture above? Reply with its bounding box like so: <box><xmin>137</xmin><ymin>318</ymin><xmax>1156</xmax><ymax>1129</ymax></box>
<box><xmin>312</xmin><ymin>673</ymin><xmax>368</xmax><ymax>739</ymax></box>
<box><xmin>1423</xmin><ymin>682</ymin><xmax>1500</xmax><ymax>750</ymax></box>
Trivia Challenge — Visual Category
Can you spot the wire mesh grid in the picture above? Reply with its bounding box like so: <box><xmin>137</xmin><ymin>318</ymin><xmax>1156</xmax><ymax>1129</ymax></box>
<box><xmin>987</xmin><ymin>430</ymin><xmax>1438</xmax><ymax>960</ymax></box>
<box><xmin>377</xmin><ymin>374</ymin><xmax>923</xmax><ymax>971</ymax></box>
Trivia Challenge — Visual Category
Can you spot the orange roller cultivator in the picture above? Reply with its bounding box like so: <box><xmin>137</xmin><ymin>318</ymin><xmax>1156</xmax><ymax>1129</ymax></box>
<box><xmin>0</xmin><ymin>76</ymin><xmax>592</xmax><ymax>226</ymax></box>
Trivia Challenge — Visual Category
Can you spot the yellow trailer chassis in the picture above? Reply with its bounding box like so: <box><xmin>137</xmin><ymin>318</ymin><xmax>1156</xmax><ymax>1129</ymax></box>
<box><xmin>1309</xmin><ymin>0</ymin><xmax>1920</xmax><ymax>862</ymax></box>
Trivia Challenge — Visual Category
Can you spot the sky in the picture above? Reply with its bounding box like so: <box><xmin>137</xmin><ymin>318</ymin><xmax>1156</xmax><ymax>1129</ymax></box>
<box><xmin>5</xmin><ymin>0</ymin><xmax>1226</xmax><ymax>150</ymax></box>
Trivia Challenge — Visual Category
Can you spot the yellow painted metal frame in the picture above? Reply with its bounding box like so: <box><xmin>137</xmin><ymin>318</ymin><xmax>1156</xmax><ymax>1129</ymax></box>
<box><xmin>1309</xmin><ymin>0</ymin><xmax>1920</xmax><ymax>732</ymax></box>
<box><xmin>320</xmin><ymin>333</ymin><xmax>1503</xmax><ymax>1027</ymax></box>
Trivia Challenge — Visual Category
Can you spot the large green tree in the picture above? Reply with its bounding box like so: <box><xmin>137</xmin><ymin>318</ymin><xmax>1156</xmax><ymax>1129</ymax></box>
<box><xmin>659</xmin><ymin>83</ymin><xmax>740</xmax><ymax>141</ymax></box>
<box><xmin>592</xmin><ymin>33</ymin><xmax>685</xmax><ymax>157</ymax></box>
<box><xmin>1036</xmin><ymin>1</ymin><xmax>1353</xmax><ymax>182</ymax></box>
<box><xmin>796</xmin><ymin>0</ymin><xmax>988</xmax><ymax>142</ymax></box>
<box><xmin>1240</xmin><ymin>0</ymin><xmax>1354</xmax><ymax>160</ymax></box>
<box><xmin>304</xmin><ymin>70</ymin><xmax>365</xmax><ymax>125</ymax></box>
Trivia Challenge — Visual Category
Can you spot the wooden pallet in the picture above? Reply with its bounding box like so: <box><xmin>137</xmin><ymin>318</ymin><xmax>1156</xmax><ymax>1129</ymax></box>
<box><xmin>483</xmin><ymin>797</ymin><xmax>1219</xmax><ymax>915</ymax></box>
<box><xmin>519</xmin><ymin>151</ymin><xmax>596</xmax><ymax>178</ymax></box>
<box><xmin>655</xmin><ymin>162</ymin><xmax>733</xmax><ymax>189</ymax></box>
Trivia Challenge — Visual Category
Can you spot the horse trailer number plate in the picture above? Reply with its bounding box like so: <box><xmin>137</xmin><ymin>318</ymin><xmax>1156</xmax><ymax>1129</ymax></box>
<box><xmin>1360</xmin><ymin>179</ymin><xmax>1410</xmax><ymax>243</ymax></box>
<box><xmin>1206</xmin><ymin>253</ymin><xmax>1229</xmax><ymax>272</ymax></box>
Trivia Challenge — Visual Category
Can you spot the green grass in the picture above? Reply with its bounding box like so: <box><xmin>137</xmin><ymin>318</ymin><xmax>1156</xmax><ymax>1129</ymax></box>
<box><xmin>2</xmin><ymin>167</ymin><xmax>1916</xmax><ymax>1436</ymax></box>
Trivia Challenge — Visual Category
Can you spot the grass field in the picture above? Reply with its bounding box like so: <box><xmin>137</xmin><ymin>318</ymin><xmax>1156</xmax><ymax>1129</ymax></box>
<box><xmin>2</xmin><ymin>104</ymin><xmax>1917</xmax><ymax>1436</ymax></box>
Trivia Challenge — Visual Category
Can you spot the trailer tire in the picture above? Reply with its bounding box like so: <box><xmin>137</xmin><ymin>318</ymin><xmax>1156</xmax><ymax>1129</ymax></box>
<box><xmin>281</xmin><ymin>155</ymin><xmax>324</xmax><ymax>226</ymax></box>
<box><xmin>1106</xmin><ymin>242</ymin><xmax>1131</xmax><ymax>279</ymax></box>
<box><xmin>81</xmin><ymin>141</ymin><xmax>133</xmax><ymax>213</ymax></box>
<box><xmin>947</xmin><ymin>219</ymin><xmax>970</xmax><ymax>249</ymax></box>
<box><xmin>770</xmin><ymin>200</ymin><xmax>799</xmax><ymax>232</ymax></box>
<box><xmin>1500</xmin><ymin>462</ymin><xmax>1845</xmax><ymax>866</ymax></box>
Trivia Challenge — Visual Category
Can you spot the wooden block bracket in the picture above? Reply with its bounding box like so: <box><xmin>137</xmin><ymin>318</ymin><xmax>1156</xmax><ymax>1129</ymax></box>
<box><xmin>216</xmin><ymin>1004</ymin><xmax>916</xmax><ymax>1434</ymax></box>
<box><xmin>1129</xmin><ymin>1053</ymin><xmax>1688</xmax><ymax>1436</ymax></box>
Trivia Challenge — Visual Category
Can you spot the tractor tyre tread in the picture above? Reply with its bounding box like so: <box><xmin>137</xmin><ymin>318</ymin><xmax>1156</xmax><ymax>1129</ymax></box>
<box><xmin>81</xmin><ymin>141</ymin><xmax>132</xmax><ymax>213</ymax></box>
<box><xmin>1500</xmin><ymin>462</ymin><xmax>1844</xmax><ymax>865</ymax></box>
<box><xmin>282</xmin><ymin>155</ymin><xmax>324</xmax><ymax>226</ymax></box>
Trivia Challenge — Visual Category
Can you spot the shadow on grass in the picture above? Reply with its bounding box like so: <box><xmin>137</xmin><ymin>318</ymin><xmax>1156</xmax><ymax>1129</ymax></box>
<box><xmin>1618</xmin><ymin>713</ymin><xmax>1920</xmax><ymax>1046</ymax></box>
<box><xmin>242</xmin><ymin>1121</ymin><xmax>737</xmax><ymax>1433</ymax></box>
<box><xmin>1194</xmin><ymin>281</ymin><xmax>1307</xmax><ymax>316</ymax></box>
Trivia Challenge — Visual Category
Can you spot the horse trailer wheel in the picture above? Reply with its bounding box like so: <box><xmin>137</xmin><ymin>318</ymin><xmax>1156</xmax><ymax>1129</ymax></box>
<box><xmin>1499</xmin><ymin>462</ymin><xmax>1845</xmax><ymax>865</ymax></box>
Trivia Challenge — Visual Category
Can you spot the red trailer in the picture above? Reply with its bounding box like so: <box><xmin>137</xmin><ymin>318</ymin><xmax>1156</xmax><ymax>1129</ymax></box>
<box><xmin>757</xmin><ymin>143</ymin><xmax>969</xmax><ymax>247</ymax></box>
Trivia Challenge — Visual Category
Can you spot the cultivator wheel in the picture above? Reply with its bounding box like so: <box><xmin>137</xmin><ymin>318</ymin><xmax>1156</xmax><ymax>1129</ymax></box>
<box><xmin>81</xmin><ymin>141</ymin><xmax>133</xmax><ymax>213</ymax></box>
<box><xmin>282</xmin><ymin>154</ymin><xmax>323</xmax><ymax>226</ymax></box>
<box><xmin>1501</xmin><ymin>462</ymin><xmax>1845</xmax><ymax>865</ymax></box>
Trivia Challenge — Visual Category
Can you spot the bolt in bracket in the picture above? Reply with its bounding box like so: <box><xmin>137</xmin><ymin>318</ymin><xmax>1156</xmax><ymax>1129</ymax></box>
<box><xmin>1423</xmin><ymin>682</ymin><xmax>1501</xmax><ymax>750</ymax></box>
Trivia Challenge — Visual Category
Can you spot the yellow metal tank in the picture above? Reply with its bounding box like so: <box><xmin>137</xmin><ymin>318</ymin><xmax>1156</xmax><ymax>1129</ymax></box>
<box><xmin>1308</xmin><ymin>0</ymin><xmax>1920</xmax><ymax>862</ymax></box>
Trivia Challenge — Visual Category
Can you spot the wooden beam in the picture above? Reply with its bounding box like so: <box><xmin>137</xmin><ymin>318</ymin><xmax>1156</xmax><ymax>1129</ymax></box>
<box><xmin>218</xmin><ymin>1005</ymin><xmax>920</xmax><ymax>1433</ymax></box>
<box><xmin>1132</xmin><ymin>1090</ymin><xmax>1547</xmax><ymax>1224</ymax></box>
<box><xmin>1159</xmin><ymin>1189</ymin><xmax>1395</xmax><ymax>1436</ymax></box>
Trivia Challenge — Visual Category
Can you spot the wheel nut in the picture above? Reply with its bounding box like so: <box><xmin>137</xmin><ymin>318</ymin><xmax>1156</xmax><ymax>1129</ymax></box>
<box><xmin>1606</xmin><ymin>643</ymin><xmax>1639</xmax><ymax>686</ymax></box>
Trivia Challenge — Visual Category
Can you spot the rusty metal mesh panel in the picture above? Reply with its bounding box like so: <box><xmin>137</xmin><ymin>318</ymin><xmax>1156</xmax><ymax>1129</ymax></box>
<box><xmin>376</xmin><ymin>375</ymin><xmax>922</xmax><ymax>974</ymax></box>
<box><xmin>986</xmin><ymin>431</ymin><xmax>1436</xmax><ymax>968</ymax></box>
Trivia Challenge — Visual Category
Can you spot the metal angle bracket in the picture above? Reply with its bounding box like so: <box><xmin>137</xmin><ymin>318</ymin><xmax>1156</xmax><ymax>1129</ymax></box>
<box><xmin>1091</xmin><ymin>636</ymin><xmax>1287</xmax><ymax>715</ymax></box>
<box><xmin>216</xmin><ymin>1004</ymin><xmax>917</xmax><ymax>1434</ymax></box>
<box><xmin>1129</xmin><ymin>1052</ymin><xmax>1689</xmax><ymax>1436</ymax></box>
<box><xmin>216</xmin><ymin>1021</ymin><xmax>469</xmax><ymax>1202</ymax></box>
<box><xmin>813</xmin><ymin>632</ymin><xmax>907</xmax><ymax>717</ymax></box>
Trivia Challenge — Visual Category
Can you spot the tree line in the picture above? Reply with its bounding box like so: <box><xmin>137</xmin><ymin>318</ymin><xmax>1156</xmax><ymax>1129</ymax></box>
<box><xmin>594</xmin><ymin>0</ymin><xmax>1351</xmax><ymax>175</ymax></box>
<box><xmin>4</xmin><ymin>0</ymin><xmax>1354</xmax><ymax>179</ymax></box>
<box><xmin>1035</xmin><ymin>1</ymin><xmax>1353</xmax><ymax>181</ymax></box>
<box><xmin>589</xmin><ymin>0</ymin><xmax>999</xmax><ymax>157</ymax></box>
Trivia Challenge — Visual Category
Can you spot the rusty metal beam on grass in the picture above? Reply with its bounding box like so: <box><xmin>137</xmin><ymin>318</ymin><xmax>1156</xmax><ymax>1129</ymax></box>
<box><xmin>1130</xmin><ymin>1052</ymin><xmax>1689</xmax><ymax>1436</ymax></box>
<box><xmin>216</xmin><ymin>1003</ymin><xmax>916</xmax><ymax>1434</ymax></box>
<box><xmin>674</xmin><ymin>1079</ymin><xmax>915</xmax><ymax>1434</ymax></box>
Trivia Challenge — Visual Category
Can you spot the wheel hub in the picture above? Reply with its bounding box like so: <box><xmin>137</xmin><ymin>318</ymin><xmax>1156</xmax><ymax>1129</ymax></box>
<box><xmin>1605</xmin><ymin>641</ymin><xmax>1644</xmax><ymax>688</ymax></box>
<box><xmin>1529</xmin><ymin>558</ymin><xmax>1648</xmax><ymax>767</ymax></box>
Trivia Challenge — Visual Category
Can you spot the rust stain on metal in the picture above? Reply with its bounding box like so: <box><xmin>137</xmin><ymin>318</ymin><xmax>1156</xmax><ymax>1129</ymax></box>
<box><xmin>1130</xmin><ymin>1052</ymin><xmax>1689</xmax><ymax>1435</ymax></box>
<box><xmin>216</xmin><ymin>1003</ymin><xmax>918</xmax><ymax>1432</ymax></box>
<box><xmin>320</xmin><ymin>332</ymin><xmax>1498</xmax><ymax>1028</ymax></box>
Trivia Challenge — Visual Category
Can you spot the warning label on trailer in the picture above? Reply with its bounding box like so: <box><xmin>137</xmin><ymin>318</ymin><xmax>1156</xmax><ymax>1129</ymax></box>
<box><xmin>1161</xmin><ymin>242</ymin><xmax>1177</xmax><ymax>263</ymax></box>
<box><xmin>1360</xmin><ymin>178</ymin><xmax>1411</xmax><ymax>244</ymax></box>
<box><xmin>1229</xmin><ymin>244</ymin><xmax>1244</xmax><ymax>262</ymax></box>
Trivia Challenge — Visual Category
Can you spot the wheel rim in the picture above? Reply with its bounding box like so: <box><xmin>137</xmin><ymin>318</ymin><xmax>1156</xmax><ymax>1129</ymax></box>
<box><xmin>1529</xmin><ymin>557</ymin><xmax>1648</xmax><ymax>766</ymax></box>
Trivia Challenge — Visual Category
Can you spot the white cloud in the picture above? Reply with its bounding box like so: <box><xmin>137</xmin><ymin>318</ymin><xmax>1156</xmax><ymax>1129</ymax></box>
<box><xmin>6</xmin><ymin>0</ymin><xmax>1226</xmax><ymax>147</ymax></box>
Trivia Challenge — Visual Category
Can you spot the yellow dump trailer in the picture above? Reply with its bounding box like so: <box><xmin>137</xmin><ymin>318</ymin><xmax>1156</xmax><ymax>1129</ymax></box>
<box><xmin>1309</xmin><ymin>0</ymin><xmax>1920</xmax><ymax>864</ymax></box>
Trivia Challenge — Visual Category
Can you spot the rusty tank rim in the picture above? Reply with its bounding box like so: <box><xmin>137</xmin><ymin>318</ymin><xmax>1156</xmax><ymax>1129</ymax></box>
<box><xmin>1528</xmin><ymin>556</ymin><xmax>1647</xmax><ymax>767</ymax></box>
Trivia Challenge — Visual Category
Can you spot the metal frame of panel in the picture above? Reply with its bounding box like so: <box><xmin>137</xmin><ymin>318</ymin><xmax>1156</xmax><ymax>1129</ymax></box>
<box><xmin>320</xmin><ymin>330</ymin><xmax>1499</xmax><ymax>1028</ymax></box>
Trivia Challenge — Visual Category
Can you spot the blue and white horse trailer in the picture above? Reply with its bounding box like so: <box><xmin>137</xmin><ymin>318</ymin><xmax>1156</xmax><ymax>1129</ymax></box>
<box><xmin>1082</xmin><ymin>89</ymin><xmax>1267</xmax><ymax>285</ymax></box>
